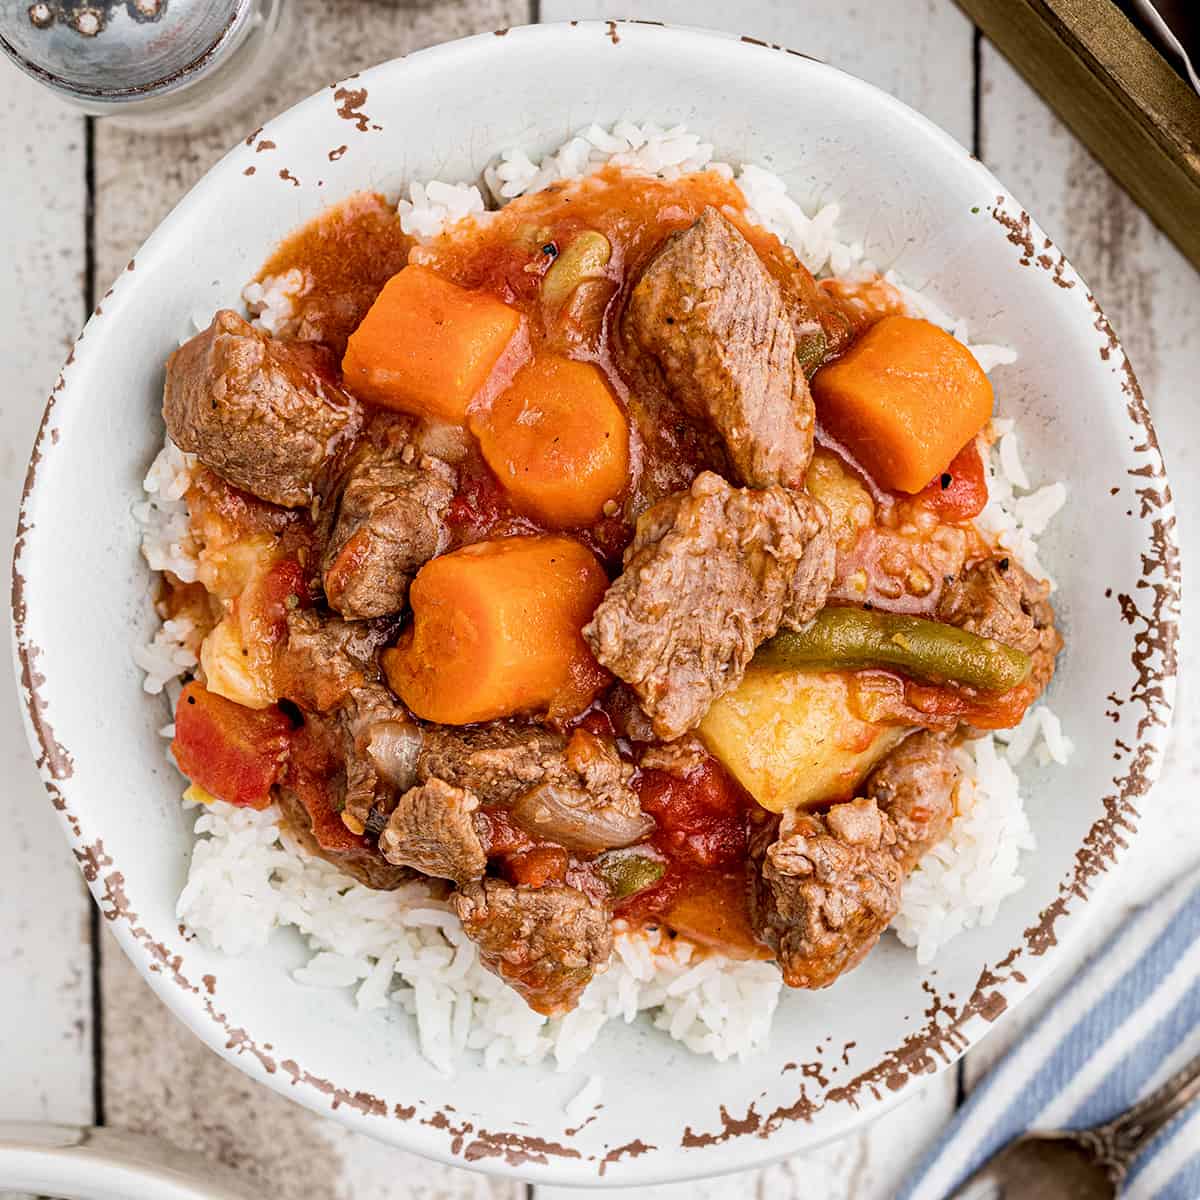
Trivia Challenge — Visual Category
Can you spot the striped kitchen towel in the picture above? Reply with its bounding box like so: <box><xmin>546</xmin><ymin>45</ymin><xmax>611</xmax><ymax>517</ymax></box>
<box><xmin>898</xmin><ymin>867</ymin><xmax>1200</xmax><ymax>1200</ymax></box>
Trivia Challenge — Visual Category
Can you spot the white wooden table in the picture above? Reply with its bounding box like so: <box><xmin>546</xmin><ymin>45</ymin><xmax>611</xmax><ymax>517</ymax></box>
<box><xmin>4</xmin><ymin>2</ymin><xmax>1198</xmax><ymax>1196</ymax></box>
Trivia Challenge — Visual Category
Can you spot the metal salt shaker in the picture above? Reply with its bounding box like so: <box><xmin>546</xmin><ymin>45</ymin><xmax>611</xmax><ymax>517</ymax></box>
<box><xmin>0</xmin><ymin>0</ymin><xmax>290</xmax><ymax>128</ymax></box>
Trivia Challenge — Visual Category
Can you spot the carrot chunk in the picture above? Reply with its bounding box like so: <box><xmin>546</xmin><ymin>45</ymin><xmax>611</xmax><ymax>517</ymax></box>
<box><xmin>171</xmin><ymin>681</ymin><xmax>292</xmax><ymax>809</ymax></box>
<box><xmin>382</xmin><ymin>535</ymin><xmax>610</xmax><ymax>724</ymax></box>
<box><xmin>471</xmin><ymin>355</ymin><xmax>629</xmax><ymax>528</ymax></box>
<box><xmin>812</xmin><ymin>315</ymin><xmax>994</xmax><ymax>494</ymax></box>
<box><xmin>341</xmin><ymin>265</ymin><xmax>522</xmax><ymax>421</ymax></box>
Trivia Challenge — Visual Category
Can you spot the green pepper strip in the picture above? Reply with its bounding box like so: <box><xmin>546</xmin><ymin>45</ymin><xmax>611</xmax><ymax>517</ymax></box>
<box><xmin>595</xmin><ymin>853</ymin><xmax>666</xmax><ymax>900</ymax></box>
<box><xmin>758</xmin><ymin>607</ymin><xmax>1032</xmax><ymax>693</ymax></box>
<box><xmin>795</xmin><ymin>327</ymin><xmax>828</xmax><ymax>378</ymax></box>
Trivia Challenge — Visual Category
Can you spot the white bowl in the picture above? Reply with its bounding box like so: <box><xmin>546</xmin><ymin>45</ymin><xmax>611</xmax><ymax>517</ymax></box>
<box><xmin>11</xmin><ymin>20</ymin><xmax>1180</xmax><ymax>1187</ymax></box>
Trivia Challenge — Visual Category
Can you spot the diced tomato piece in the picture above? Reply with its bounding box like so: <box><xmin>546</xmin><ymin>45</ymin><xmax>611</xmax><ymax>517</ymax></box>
<box><xmin>171</xmin><ymin>682</ymin><xmax>292</xmax><ymax>809</ymax></box>
<box><xmin>477</xmin><ymin>805</ymin><xmax>534</xmax><ymax>858</ymax></box>
<box><xmin>572</xmin><ymin>707</ymin><xmax>616</xmax><ymax>740</ymax></box>
<box><xmin>285</xmin><ymin>720</ymin><xmax>363</xmax><ymax>852</ymax></box>
<box><xmin>892</xmin><ymin>675</ymin><xmax>1038</xmax><ymax>731</ymax></box>
<box><xmin>237</xmin><ymin>557</ymin><xmax>307</xmax><ymax>644</ymax></box>
<box><xmin>914</xmin><ymin>439</ymin><xmax>988</xmax><ymax>523</ymax></box>
<box><xmin>637</xmin><ymin>759</ymin><xmax>749</xmax><ymax>869</ymax></box>
<box><xmin>505</xmin><ymin>846</ymin><xmax>569</xmax><ymax>888</ymax></box>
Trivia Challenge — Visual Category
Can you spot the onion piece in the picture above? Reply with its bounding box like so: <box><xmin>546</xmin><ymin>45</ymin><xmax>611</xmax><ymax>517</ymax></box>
<box><xmin>511</xmin><ymin>783</ymin><xmax>654</xmax><ymax>853</ymax></box>
<box><xmin>366</xmin><ymin>720</ymin><xmax>423</xmax><ymax>793</ymax></box>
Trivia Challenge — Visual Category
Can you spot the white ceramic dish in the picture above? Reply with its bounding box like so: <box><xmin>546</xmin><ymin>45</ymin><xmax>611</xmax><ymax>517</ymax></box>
<box><xmin>12</xmin><ymin>21</ymin><xmax>1179</xmax><ymax>1187</ymax></box>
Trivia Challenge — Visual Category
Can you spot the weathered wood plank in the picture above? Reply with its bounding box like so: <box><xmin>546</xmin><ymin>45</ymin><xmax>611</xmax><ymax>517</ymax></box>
<box><xmin>93</xmin><ymin>4</ymin><xmax>526</xmax><ymax>1197</ymax></box>
<box><xmin>961</xmin><ymin>42</ymin><xmax>1200</xmax><ymax>1085</ymax></box>
<box><xmin>530</xmin><ymin>2</ymin><xmax>974</xmax><ymax>1196</ymax></box>
<box><xmin>0</xmin><ymin>70</ymin><xmax>93</xmax><ymax>1156</ymax></box>
<box><xmin>102</xmin><ymin>947</ymin><xmax>524</xmax><ymax>1200</ymax></box>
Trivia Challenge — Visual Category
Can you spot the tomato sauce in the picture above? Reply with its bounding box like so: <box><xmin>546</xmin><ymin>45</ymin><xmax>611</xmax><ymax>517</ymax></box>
<box><xmin>254</xmin><ymin>192</ymin><xmax>413</xmax><ymax>356</ymax></box>
<box><xmin>616</xmin><ymin>755</ymin><xmax>767</xmax><ymax>957</ymax></box>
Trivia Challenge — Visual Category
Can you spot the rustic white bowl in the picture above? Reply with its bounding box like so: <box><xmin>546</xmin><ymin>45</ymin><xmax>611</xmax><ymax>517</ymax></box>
<box><xmin>12</xmin><ymin>20</ymin><xmax>1179</xmax><ymax>1187</ymax></box>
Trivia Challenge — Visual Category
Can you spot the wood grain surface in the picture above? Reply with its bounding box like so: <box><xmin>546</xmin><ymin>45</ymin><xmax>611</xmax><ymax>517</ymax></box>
<box><xmin>3</xmin><ymin>1</ymin><xmax>1197</xmax><ymax>1197</ymax></box>
<box><xmin>1</xmin><ymin>62</ymin><xmax>93</xmax><ymax>1145</ymax></box>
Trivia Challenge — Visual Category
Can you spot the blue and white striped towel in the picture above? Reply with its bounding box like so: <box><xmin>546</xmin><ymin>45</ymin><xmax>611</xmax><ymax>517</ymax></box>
<box><xmin>899</xmin><ymin>867</ymin><xmax>1200</xmax><ymax>1200</ymax></box>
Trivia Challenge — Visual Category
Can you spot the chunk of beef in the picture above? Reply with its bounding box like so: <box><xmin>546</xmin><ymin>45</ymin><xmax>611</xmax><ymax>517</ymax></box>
<box><xmin>322</xmin><ymin>444</ymin><xmax>455</xmax><ymax>619</ymax></box>
<box><xmin>638</xmin><ymin>735</ymin><xmax>711</xmax><ymax>778</ymax></box>
<box><xmin>563</xmin><ymin>727</ymin><xmax>638</xmax><ymax>814</ymax></box>
<box><xmin>379</xmin><ymin>778</ymin><xmax>487</xmax><ymax>884</ymax></box>
<box><xmin>275</xmin><ymin>608</ymin><xmax>398</xmax><ymax>712</ymax></box>
<box><xmin>936</xmin><ymin>556</ymin><xmax>1063</xmax><ymax>697</ymax></box>
<box><xmin>417</xmin><ymin>724</ymin><xmax>576</xmax><ymax>804</ymax></box>
<box><xmin>417</xmin><ymin>724</ymin><xmax>651</xmax><ymax>852</ymax></box>
<box><xmin>606</xmin><ymin>683</ymin><xmax>657</xmax><ymax>744</ymax></box>
<box><xmin>275</xmin><ymin>782</ymin><xmax>415</xmax><ymax>891</ymax></box>
<box><xmin>623</xmin><ymin>207</ymin><xmax>815</xmax><ymax>488</ymax></box>
<box><xmin>784</xmin><ymin>506</ymin><xmax>838</xmax><ymax>629</ymax></box>
<box><xmin>936</xmin><ymin>557</ymin><xmax>1057</xmax><ymax>654</ymax></box>
<box><xmin>865</xmin><ymin>730</ymin><xmax>959</xmax><ymax>871</ymax></box>
<box><xmin>452</xmin><ymin>879</ymin><xmax>612</xmax><ymax>1015</ymax></box>
<box><xmin>164</xmin><ymin>310</ymin><xmax>359</xmax><ymax>508</ymax></box>
<box><xmin>338</xmin><ymin>682</ymin><xmax>422</xmax><ymax>831</ymax></box>
<box><xmin>750</xmin><ymin>798</ymin><xmax>903</xmax><ymax>989</ymax></box>
<box><xmin>749</xmin><ymin>732</ymin><xmax>960</xmax><ymax>988</ymax></box>
<box><xmin>584</xmin><ymin>471</ymin><xmax>835</xmax><ymax>740</ymax></box>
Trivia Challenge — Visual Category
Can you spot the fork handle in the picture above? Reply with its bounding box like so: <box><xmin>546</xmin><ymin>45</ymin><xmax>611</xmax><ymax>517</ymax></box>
<box><xmin>1081</xmin><ymin>1053</ymin><xmax>1200</xmax><ymax>1181</ymax></box>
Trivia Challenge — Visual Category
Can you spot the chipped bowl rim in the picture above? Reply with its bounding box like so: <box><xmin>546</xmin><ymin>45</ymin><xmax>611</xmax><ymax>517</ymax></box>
<box><xmin>10</xmin><ymin>19</ymin><xmax>1180</xmax><ymax>1187</ymax></box>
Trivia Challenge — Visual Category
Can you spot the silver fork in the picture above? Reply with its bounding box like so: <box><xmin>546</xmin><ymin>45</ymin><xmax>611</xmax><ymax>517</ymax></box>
<box><xmin>946</xmin><ymin>1053</ymin><xmax>1200</xmax><ymax>1200</ymax></box>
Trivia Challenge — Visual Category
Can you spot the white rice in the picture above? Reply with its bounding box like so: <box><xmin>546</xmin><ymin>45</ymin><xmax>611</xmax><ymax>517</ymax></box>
<box><xmin>482</xmin><ymin>121</ymin><xmax>722</xmax><ymax>206</ymax></box>
<box><xmin>133</xmin><ymin>438</ymin><xmax>198</xmax><ymax>584</ymax></box>
<box><xmin>243</xmin><ymin>267</ymin><xmax>307</xmax><ymax>338</ymax></box>
<box><xmin>892</xmin><ymin>736</ymin><xmax>1037</xmax><ymax>964</ymax></box>
<box><xmin>399</xmin><ymin>180</ymin><xmax>488</xmax><ymax>244</ymax></box>
<box><xmin>133</xmin><ymin>616</ymin><xmax>198</xmax><ymax>696</ymax></box>
<box><xmin>976</xmin><ymin>419</ymin><xmax>1067</xmax><ymax>587</ymax></box>
<box><xmin>176</xmin><ymin>797</ymin><xmax>780</xmax><ymax>1073</ymax></box>
<box><xmin>141</xmin><ymin>122</ymin><xmax>1071</xmax><ymax>1074</ymax></box>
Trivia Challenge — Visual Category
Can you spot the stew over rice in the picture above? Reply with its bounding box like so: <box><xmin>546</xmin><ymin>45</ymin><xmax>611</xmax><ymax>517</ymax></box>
<box><xmin>161</xmin><ymin>169</ymin><xmax>1061</xmax><ymax>1016</ymax></box>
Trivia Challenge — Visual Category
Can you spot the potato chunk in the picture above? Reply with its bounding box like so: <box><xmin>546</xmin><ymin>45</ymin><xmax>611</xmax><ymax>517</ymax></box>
<box><xmin>698</xmin><ymin>667</ymin><xmax>904</xmax><ymax>812</ymax></box>
<box><xmin>805</xmin><ymin>449</ymin><xmax>874</xmax><ymax>552</ymax></box>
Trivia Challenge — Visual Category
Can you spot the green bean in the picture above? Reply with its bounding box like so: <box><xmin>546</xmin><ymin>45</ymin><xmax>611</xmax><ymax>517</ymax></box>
<box><xmin>595</xmin><ymin>852</ymin><xmax>666</xmax><ymax>900</ymax></box>
<box><xmin>758</xmin><ymin>607</ymin><xmax>1032</xmax><ymax>692</ymax></box>
<box><xmin>795</xmin><ymin>327</ymin><xmax>828</xmax><ymax>378</ymax></box>
<box><xmin>542</xmin><ymin>230</ymin><xmax>612</xmax><ymax>309</ymax></box>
